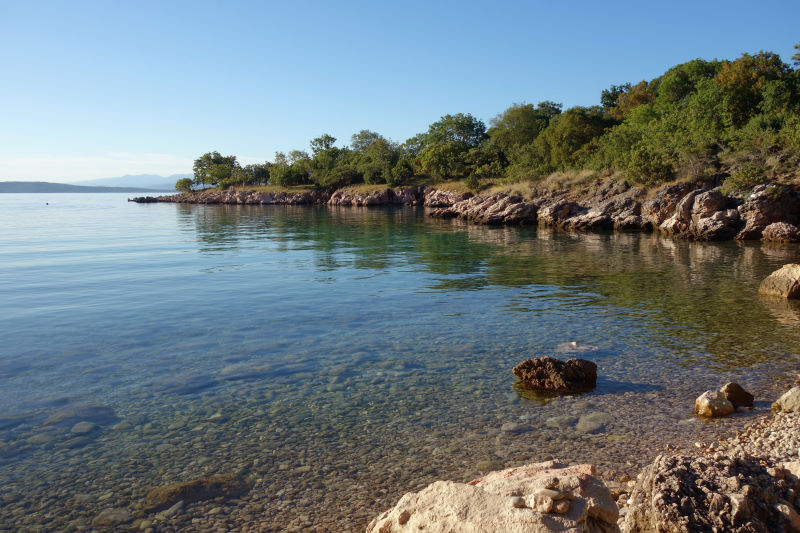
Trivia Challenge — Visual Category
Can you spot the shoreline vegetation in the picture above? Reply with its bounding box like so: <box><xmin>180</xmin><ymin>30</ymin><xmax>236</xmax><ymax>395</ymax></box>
<box><xmin>169</xmin><ymin>43</ymin><xmax>799</xmax><ymax>207</ymax></box>
<box><xmin>137</xmin><ymin>42</ymin><xmax>800</xmax><ymax>243</ymax></box>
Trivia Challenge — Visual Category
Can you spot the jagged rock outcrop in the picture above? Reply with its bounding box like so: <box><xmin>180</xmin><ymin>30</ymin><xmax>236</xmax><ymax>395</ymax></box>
<box><xmin>423</xmin><ymin>189</ymin><xmax>472</xmax><ymax>207</ymax></box>
<box><xmin>657</xmin><ymin>188</ymin><xmax>740</xmax><ymax>240</ymax></box>
<box><xmin>513</xmin><ymin>357</ymin><xmax>597</xmax><ymax>393</ymax></box>
<box><xmin>328</xmin><ymin>187</ymin><xmax>425</xmax><ymax>206</ymax></box>
<box><xmin>131</xmin><ymin>180</ymin><xmax>800</xmax><ymax>243</ymax></box>
<box><xmin>366</xmin><ymin>461</ymin><xmax>619</xmax><ymax>533</ymax></box>
<box><xmin>622</xmin><ymin>453</ymin><xmax>800</xmax><ymax>532</ymax></box>
<box><xmin>131</xmin><ymin>189</ymin><xmax>330</xmax><ymax>205</ymax></box>
<box><xmin>763</xmin><ymin>222</ymin><xmax>800</xmax><ymax>243</ymax></box>
<box><xmin>428</xmin><ymin>194</ymin><xmax>538</xmax><ymax>225</ymax></box>
<box><xmin>759</xmin><ymin>264</ymin><xmax>800</xmax><ymax>299</ymax></box>
<box><xmin>737</xmin><ymin>184</ymin><xmax>800</xmax><ymax>240</ymax></box>
<box><xmin>537</xmin><ymin>198</ymin><xmax>585</xmax><ymax>227</ymax></box>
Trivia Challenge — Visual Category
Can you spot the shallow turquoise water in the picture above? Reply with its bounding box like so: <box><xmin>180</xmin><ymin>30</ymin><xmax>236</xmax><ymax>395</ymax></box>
<box><xmin>1</xmin><ymin>193</ymin><xmax>799</xmax><ymax>531</ymax></box>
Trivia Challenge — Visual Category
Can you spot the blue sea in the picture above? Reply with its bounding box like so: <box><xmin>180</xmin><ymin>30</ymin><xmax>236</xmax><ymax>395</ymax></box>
<box><xmin>1</xmin><ymin>193</ymin><xmax>799</xmax><ymax>531</ymax></box>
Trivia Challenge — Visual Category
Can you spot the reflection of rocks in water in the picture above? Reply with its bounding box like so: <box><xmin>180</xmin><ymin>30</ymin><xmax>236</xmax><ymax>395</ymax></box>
<box><xmin>760</xmin><ymin>296</ymin><xmax>800</xmax><ymax>327</ymax></box>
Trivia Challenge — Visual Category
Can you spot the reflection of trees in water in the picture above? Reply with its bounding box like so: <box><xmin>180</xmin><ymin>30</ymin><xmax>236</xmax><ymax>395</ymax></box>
<box><xmin>178</xmin><ymin>203</ymin><xmax>800</xmax><ymax>369</ymax></box>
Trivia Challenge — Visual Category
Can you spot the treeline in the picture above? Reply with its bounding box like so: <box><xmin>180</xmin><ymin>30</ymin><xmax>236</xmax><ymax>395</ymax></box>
<box><xmin>178</xmin><ymin>43</ymin><xmax>800</xmax><ymax>194</ymax></box>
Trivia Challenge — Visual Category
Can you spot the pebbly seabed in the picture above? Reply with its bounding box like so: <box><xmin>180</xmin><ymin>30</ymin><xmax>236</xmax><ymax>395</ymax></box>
<box><xmin>1</xmin><ymin>193</ymin><xmax>800</xmax><ymax>532</ymax></box>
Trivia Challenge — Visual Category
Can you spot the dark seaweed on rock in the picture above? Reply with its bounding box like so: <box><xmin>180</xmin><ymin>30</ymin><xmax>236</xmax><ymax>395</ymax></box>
<box><xmin>513</xmin><ymin>356</ymin><xmax>598</xmax><ymax>393</ymax></box>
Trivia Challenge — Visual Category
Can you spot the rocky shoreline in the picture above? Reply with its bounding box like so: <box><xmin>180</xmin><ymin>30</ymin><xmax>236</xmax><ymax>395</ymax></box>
<box><xmin>131</xmin><ymin>179</ymin><xmax>800</xmax><ymax>243</ymax></box>
<box><xmin>366</xmin><ymin>384</ymin><xmax>800</xmax><ymax>532</ymax></box>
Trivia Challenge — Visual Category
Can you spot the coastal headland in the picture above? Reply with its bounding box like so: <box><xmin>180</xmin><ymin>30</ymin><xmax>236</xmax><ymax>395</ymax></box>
<box><xmin>131</xmin><ymin>177</ymin><xmax>800</xmax><ymax>243</ymax></box>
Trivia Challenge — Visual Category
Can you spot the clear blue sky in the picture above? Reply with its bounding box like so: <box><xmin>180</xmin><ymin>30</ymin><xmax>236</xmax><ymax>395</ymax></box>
<box><xmin>1</xmin><ymin>0</ymin><xmax>798</xmax><ymax>181</ymax></box>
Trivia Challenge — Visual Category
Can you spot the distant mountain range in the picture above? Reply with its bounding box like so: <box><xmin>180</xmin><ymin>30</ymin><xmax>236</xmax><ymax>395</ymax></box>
<box><xmin>0</xmin><ymin>182</ymin><xmax>171</xmax><ymax>193</ymax></box>
<box><xmin>70</xmin><ymin>173</ymin><xmax>190</xmax><ymax>190</ymax></box>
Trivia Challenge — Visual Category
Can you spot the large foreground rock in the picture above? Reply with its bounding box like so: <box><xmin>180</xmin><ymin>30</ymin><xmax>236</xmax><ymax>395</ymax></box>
<box><xmin>513</xmin><ymin>357</ymin><xmax>597</xmax><ymax>393</ymax></box>
<box><xmin>142</xmin><ymin>473</ymin><xmax>250</xmax><ymax>512</ymax></box>
<box><xmin>759</xmin><ymin>264</ymin><xmax>800</xmax><ymax>299</ymax></box>
<box><xmin>623</xmin><ymin>453</ymin><xmax>800</xmax><ymax>532</ymax></box>
<box><xmin>366</xmin><ymin>461</ymin><xmax>619</xmax><ymax>533</ymax></box>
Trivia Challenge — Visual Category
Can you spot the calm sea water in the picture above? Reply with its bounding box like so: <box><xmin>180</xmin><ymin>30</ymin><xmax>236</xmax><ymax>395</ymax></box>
<box><xmin>1</xmin><ymin>193</ymin><xmax>800</xmax><ymax>531</ymax></box>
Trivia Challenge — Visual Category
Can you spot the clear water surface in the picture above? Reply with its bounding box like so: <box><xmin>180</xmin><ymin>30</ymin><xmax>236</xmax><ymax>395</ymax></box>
<box><xmin>1</xmin><ymin>193</ymin><xmax>799</xmax><ymax>532</ymax></box>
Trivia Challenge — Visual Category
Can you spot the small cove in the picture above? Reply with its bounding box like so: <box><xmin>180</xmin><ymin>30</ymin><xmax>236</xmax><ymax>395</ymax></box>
<box><xmin>1</xmin><ymin>194</ymin><xmax>800</xmax><ymax>531</ymax></box>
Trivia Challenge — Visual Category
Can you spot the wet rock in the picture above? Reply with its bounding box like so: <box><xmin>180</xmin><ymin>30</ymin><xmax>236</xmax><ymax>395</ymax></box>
<box><xmin>366</xmin><ymin>461</ymin><xmax>619</xmax><ymax>532</ymax></box>
<box><xmin>695</xmin><ymin>390</ymin><xmax>735</xmax><ymax>418</ymax></box>
<box><xmin>762</xmin><ymin>222</ymin><xmax>800</xmax><ymax>243</ymax></box>
<box><xmin>759</xmin><ymin>264</ymin><xmax>800</xmax><ymax>299</ymax></box>
<box><xmin>720</xmin><ymin>382</ymin><xmax>754</xmax><ymax>409</ymax></box>
<box><xmin>513</xmin><ymin>356</ymin><xmax>597</xmax><ymax>393</ymax></box>
<box><xmin>623</xmin><ymin>453</ymin><xmax>799</xmax><ymax>532</ymax></box>
<box><xmin>91</xmin><ymin>507</ymin><xmax>132</xmax><ymax>528</ymax></box>
<box><xmin>44</xmin><ymin>402</ymin><xmax>117</xmax><ymax>428</ymax></box>
<box><xmin>773</xmin><ymin>387</ymin><xmax>800</xmax><ymax>413</ymax></box>
<box><xmin>142</xmin><ymin>473</ymin><xmax>250</xmax><ymax>512</ymax></box>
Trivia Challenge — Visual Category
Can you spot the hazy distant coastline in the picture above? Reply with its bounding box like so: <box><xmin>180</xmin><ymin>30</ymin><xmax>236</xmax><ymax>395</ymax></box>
<box><xmin>0</xmin><ymin>181</ymin><xmax>172</xmax><ymax>193</ymax></box>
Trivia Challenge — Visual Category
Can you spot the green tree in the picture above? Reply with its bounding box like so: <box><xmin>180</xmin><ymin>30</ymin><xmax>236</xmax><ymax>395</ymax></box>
<box><xmin>192</xmin><ymin>151</ymin><xmax>239</xmax><ymax>189</ymax></box>
<box><xmin>350</xmin><ymin>130</ymin><xmax>383</xmax><ymax>152</ymax></box>
<box><xmin>310</xmin><ymin>134</ymin><xmax>337</xmax><ymax>155</ymax></box>
<box><xmin>600</xmin><ymin>84</ymin><xmax>631</xmax><ymax>112</ymax></box>
<box><xmin>533</xmin><ymin>106</ymin><xmax>615</xmax><ymax>171</ymax></box>
<box><xmin>488</xmin><ymin>101</ymin><xmax>562</xmax><ymax>156</ymax></box>
<box><xmin>175</xmin><ymin>177</ymin><xmax>193</xmax><ymax>192</ymax></box>
<box><xmin>417</xmin><ymin>113</ymin><xmax>488</xmax><ymax>179</ymax></box>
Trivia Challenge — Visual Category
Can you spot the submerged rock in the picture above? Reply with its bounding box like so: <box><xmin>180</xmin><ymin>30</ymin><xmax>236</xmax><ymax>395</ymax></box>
<box><xmin>759</xmin><ymin>264</ymin><xmax>800</xmax><ymax>299</ymax></box>
<box><xmin>695</xmin><ymin>390</ymin><xmax>735</xmax><ymax>418</ymax></box>
<box><xmin>43</xmin><ymin>402</ymin><xmax>117</xmax><ymax>428</ymax></box>
<box><xmin>366</xmin><ymin>461</ymin><xmax>619</xmax><ymax>533</ymax></box>
<box><xmin>142</xmin><ymin>473</ymin><xmax>250</xmax><ymax>512</ymax></box>
<box><xmin>513</xmin><ymin>356</ymin><xmax>597</xmax><ymax>393</ymax></box>
<box><xmin>91</xmin><ymin>507</ymin><xmax>132</xmax><ymax>528</ymax></box>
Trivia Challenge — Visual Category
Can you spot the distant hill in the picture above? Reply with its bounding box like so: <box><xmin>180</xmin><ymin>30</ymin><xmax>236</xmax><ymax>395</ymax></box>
<box><xmin>0</xmin><ymin>182</ymin><xmax>170</xmax><ymax>193</ymax></box>
<box><xmin>70</xmin><ymin>173</ymin><xmax>189</xmax><ymax>190</ymax></box>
